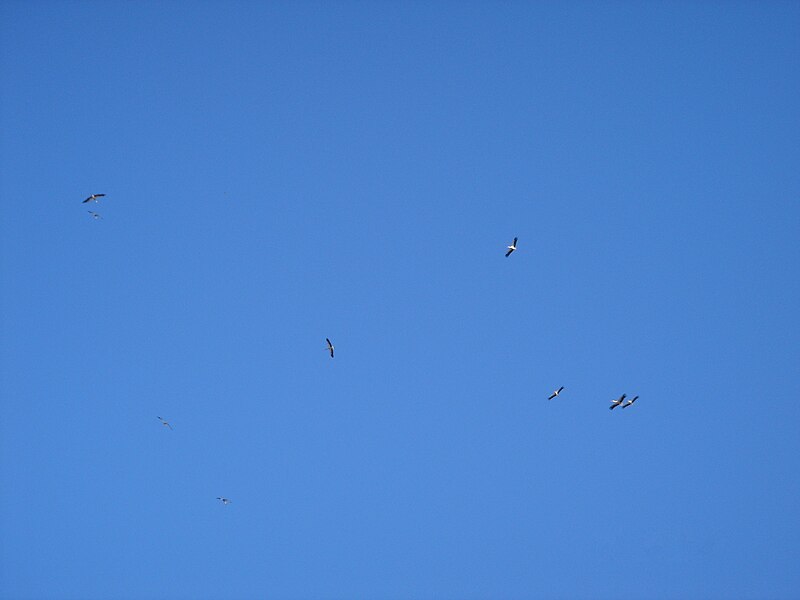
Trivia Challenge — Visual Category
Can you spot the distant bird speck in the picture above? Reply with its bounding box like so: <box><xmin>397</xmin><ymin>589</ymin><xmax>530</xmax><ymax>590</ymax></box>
<box><xmin>87</xmin><ymin>211</ymin><xmax>101</xmax><ymax>220</ymax></box>
<box><xmin>609</xmin><ymin>394</ymin><xmax>626</xmax><ymax>410</ymax></box>
<box><xmin>82</xmin><ymin>193</ymin><xmax>105</xmax><ymax>204</ymax></box>
<box><xmin>217</xmin><ymin>497</ymin><xmax>231</xmax><ymax>505</ymax></box>
<box><xmin>157</xmin><ymin>416</ymin><xmax>173</xmax><ymax>430</ymax></box>
<box><xmin>326</xmin><ymin>338</ymin><xmax>334</xmax><ymax>358</ymax></box>
<box><xmin>505</xmin><ymin>237</ymin><xmax>518</xmax><ymax>257</ymax></box>
<box><xmin>548</xmin><ymin>386</ymin><xmax>565</xmax><ymax>400</ymax></box>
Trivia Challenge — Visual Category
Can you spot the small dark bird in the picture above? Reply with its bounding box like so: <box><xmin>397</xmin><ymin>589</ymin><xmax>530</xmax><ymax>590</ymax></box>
<box><xmin>609</xmin><ymin>394</ymin><xmax>626</xmax><ymax>410</ymax></box>
<box><xmin>505</xmin><ymin>237</ymin><xmax>518</xmax><ymax>257</ymax></box>
<box><xmin>622</xmin><ymin>395</ymin><xmax>639</xmax><ymax>409</ymax></box>
<box><xmin>157</xmin><ymin>416</ymin><xmax>173</xmax><ymax>430</ymax></box>
<box><xmin>326</xmin><ymin>338</ymin><xmax>334</xmax><ymax>358</ymax></box>
<box><xmin>548</xmin><ymin>386</ymin><xmax>565</xmax><ymax>400</ymax></box>
<box><xmin>217</xmin><ymin>497</ymin><xmax>231</xmax><ymax>505</ymax></box>
<box><xmin>82</xmin><ymin>193</ymin><xmax>105</xmax><ymax>204</ymax></box>
<box><xmin>87</xmin><ymin>211</ymin><xmax>101</xmax><ymax>220</ymax></box>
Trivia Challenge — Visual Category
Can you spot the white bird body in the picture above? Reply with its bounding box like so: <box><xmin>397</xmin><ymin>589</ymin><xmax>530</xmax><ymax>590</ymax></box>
<box><xmin>548</xmin><ymin>386</ymin><xmax>564</xmax><ymax>400</ymax></box>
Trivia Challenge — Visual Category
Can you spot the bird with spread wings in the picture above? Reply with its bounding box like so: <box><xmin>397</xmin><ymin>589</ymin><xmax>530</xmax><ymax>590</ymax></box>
<box><xmin>622</xmin><ymin>395</ymin><xmax>639</xmax><ymax>409</ymax></box>
<box><xmin>609</xmin><ymin>394</ymin><xmax>626</xmax><ymax>410</ymax></box>
<box><xmin>505</xmin><ymin>237</ymin><xmax>518</xmax><ymax>257</ymax></box>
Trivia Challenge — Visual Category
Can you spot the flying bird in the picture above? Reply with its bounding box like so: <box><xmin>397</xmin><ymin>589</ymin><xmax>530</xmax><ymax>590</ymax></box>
<box><xmin>622</xmin><ymin>395</ymin><xmax>639</xmax><ymax>409</ymax></box>
<box><xmin>609</xmin><ymin>394</ymin><xmax>626</xmax><ymax>410</ymax></box>
<box><xmin>217</xmin><ymin>497</ymin><xmax>231</xmax><ymax>505</ymax></box>
<box><xmin>548</xmin><ymin>386</ymin><xmax>565</xmax><ymax>400</ymax></box>
<box><xmin>326</xmin><ymin>338</ymin><xmax>334</xmax><ymax>358</ymax></box>
<box><xmin>157</xmin><ymin>416</ymin><xmax>173</xmax><ymax>430</ymax></box>
<box><xmin>87</xmin><ymin>211</ymin><xmax>101</xmax><ymax>220</ymax></box>
<box><xmin>505</xmin><ymin>237</ymin><xmax>518</xmax><ymax>257</ymax></box>
<box><xmin>82</xmin><ymin>193</ymin><xmax>105</xmax><ymax>204</ymax></box>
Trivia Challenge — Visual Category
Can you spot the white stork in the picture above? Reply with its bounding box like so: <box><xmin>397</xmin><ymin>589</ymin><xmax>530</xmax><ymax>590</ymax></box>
<box><xmin>505</xmin><ymin>237</ymin><xmax>518</xmax><ymax>257</ymax></box>
<box><xmin>622</xmin><ymin>395</ymin><xmax>639</xmax><ymax>409</ymax></box>
<box><xmin>609</xmin><ymin>394</ymin><xmax>626</xmax><ymax>410</ymax></box>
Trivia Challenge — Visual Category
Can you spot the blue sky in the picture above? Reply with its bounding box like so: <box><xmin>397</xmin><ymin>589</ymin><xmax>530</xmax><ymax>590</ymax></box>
<box><xmin>1</xmin><ymin>1</ymin><xmax>798</xmax><ymax>598</ymax></box>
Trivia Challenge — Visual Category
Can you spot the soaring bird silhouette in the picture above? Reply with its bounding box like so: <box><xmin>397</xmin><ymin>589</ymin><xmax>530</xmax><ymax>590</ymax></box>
<box><xmin>82</xmin><ymin>193</ymin><xmax>105</xmax><ymax>204</ymax></box>
<box><xmin>157</xmin><ymin>416</ymin><xmax>173</xmax><ymax>430</ymax></box>
<box><xmin>87</xmin><ymin>211</ymin><xmax>101</xmax><ymax>220</ymax></box>
<box><xmin>326</xmin><ymin>338</ymin><xmax>334</xmax><ymax>358</ymax></box>
<box><xmin>548</xmin><ymin>386</ymin><xmax>565</xmax><ymax>400</ymax></box>
<box><xmin>609</xmin><ymin>394</ymin><xmax>626</xmax><ymax>410</ymax></box>
<box><xmin>622</xmin><ymin>395</ymin><xmax>639</xmax><ymax>409</ymax></box>
<box><xmin>217</xmin><ymin>497</ymin><xmax>231</xmax><ymax>505</ymax></box>
<box><xmin>505</xmin><ymin>237</ymin><xmax>518</xmax><ymax>257</ymax></box>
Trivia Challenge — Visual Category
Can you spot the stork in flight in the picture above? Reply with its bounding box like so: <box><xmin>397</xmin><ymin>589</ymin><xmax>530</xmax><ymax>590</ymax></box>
<box><xmin>217</xmin><ymin>497</ymin><xmax>231</xmax><ymax>505</ymax></box>
<box><xmin>82</xmin><ymin>193</ymin><xmax>105</xmax><ymax>204</ymax></box>
<box><xmin>622</xmin><ymin>395</ymin><xmax>639</xmax><ymax>409</ymax></box>
<box><xmin>609</xmin><ymin>394</ymin><xmax>626</xmax><ymax>410</ymax></box>
<box><xmin>157</xmin><ymin>416</ymin><xmax>173</xmax><ymax>430</ymax></box>
<box><xmin>548</xmin><ymin>386</ymin><xmax>565</xmax><ymax>400</ymax></box>
<box><xmin>326</xmin><ymin>338</ymin><xmax>334</xmax><ymax>358</ymax></box>
<box><xmin>505</xmin><ymin>237</ymin><xmax>518</xmax><ymax>257</ymax></box>
<box><xmin>87</xmin><ymin>211</ymin><xmax>101</xmax><ymax>220</ymax></box>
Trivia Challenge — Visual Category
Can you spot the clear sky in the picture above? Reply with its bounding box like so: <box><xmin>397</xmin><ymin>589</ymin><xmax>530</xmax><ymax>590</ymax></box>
<box><xmin>1</xmin><ymin>2</ymin><xmax>799</xmax><ymax>599</ymax></box>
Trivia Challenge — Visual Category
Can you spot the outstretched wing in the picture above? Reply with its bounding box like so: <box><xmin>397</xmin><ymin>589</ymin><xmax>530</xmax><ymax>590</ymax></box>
<box><xmin>505</xmin><ymin>248</ymin><xmax>513</xmax><ymax>257</ymax></box>
<box><xmin>548</xmin><ymin>393</ymin><xmax>556</xmax><ymax>400</ymax></box>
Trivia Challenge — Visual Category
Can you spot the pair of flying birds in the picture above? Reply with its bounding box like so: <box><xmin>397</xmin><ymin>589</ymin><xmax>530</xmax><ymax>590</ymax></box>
<box><xmin>609</xmin><ymin>394</ymin><xmax>639</xmax><ymax>410</ymax></box>
<box><xmin>157</xmin><ymin>419</ymin><xmax>231</xmax><ymax>504</ymax></box>
<box><xmin>323</xmin><ymin>240</ymin><xmax>516</xmax><ymax>358</ymax></box>
<box><xmin>83</xmin><ymin>193</ymin><xmax>105</xmax><ymax>219</ymax></box>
